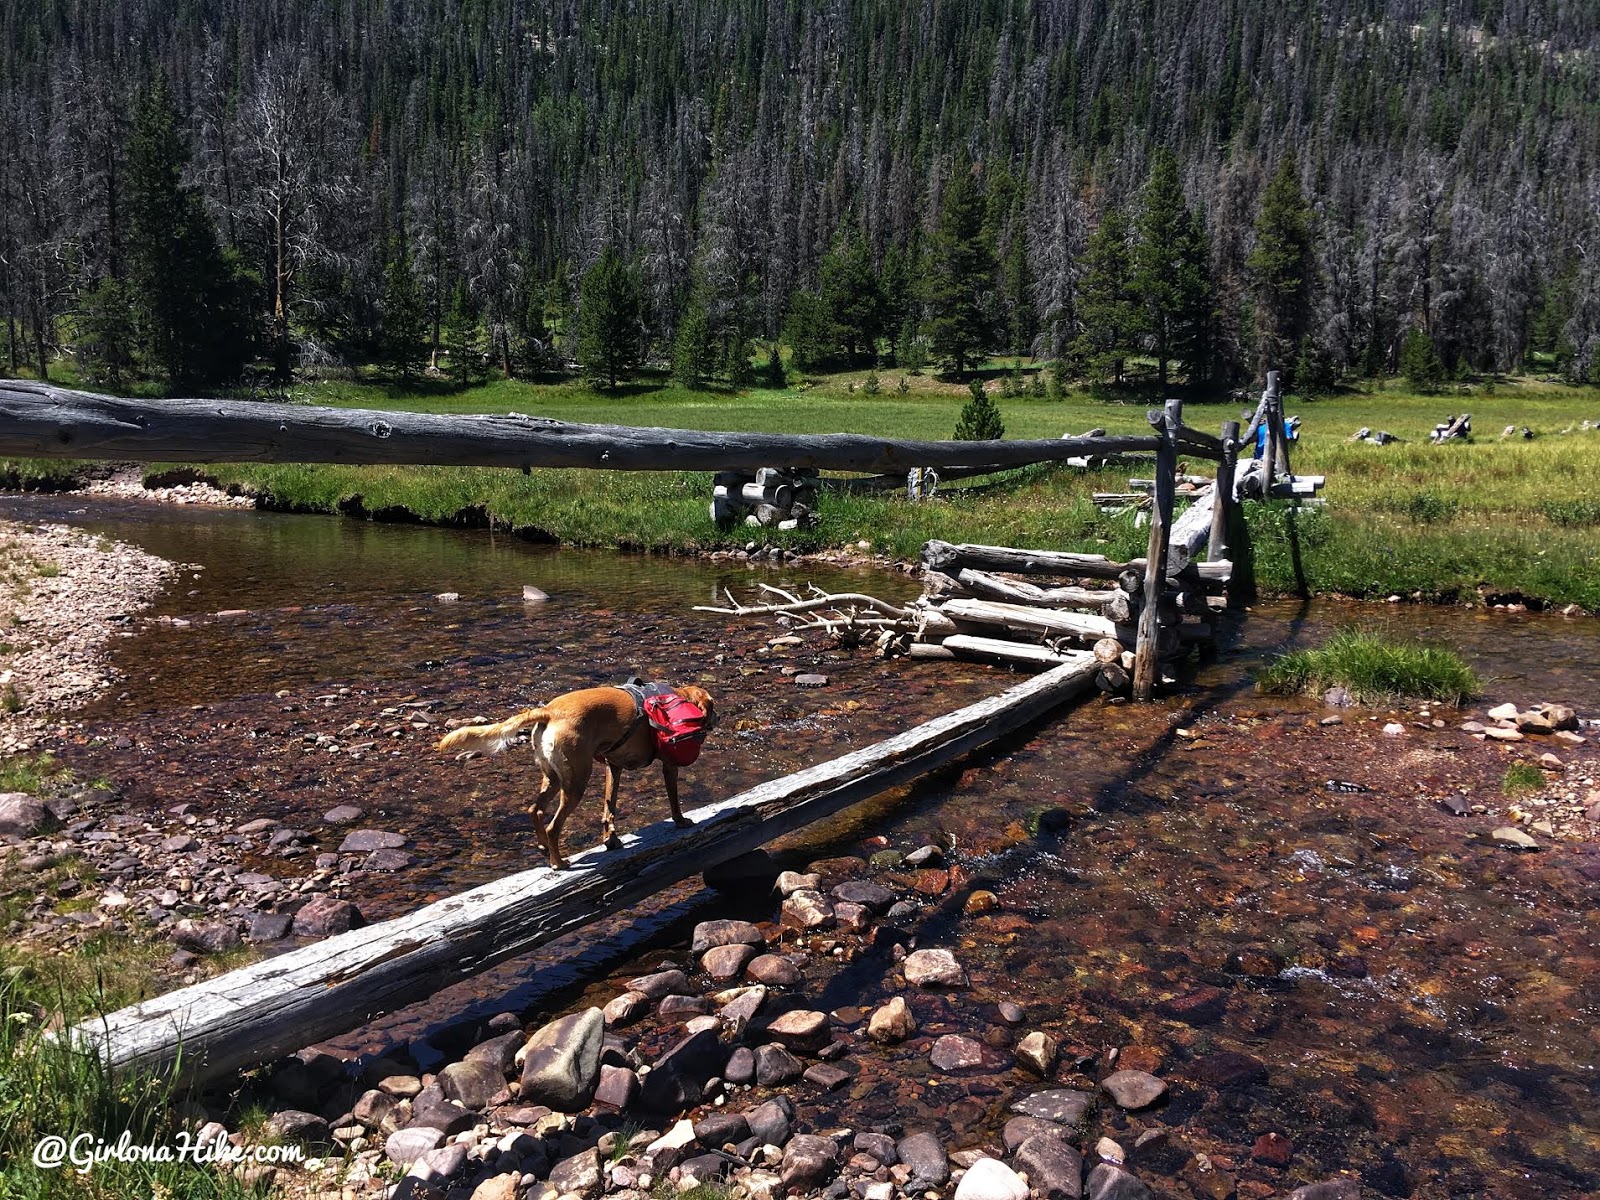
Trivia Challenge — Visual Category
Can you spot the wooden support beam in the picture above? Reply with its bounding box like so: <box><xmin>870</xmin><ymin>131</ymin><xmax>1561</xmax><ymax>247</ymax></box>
<box><xmin>1133</xmin><ymin>399</ymin><xmax>1182</xmax><ymax>701</ymax></box>
<box><xmin>65</xmin><ymin>661</ymin><xmax>1098</xmax><ymax>1085</ymax></box>
<box><xmin>1209</xmin><ymin>420</ymin><xmax>1240</xmax><ymax>562</ymax></box>
<box><xmin>0</xmin><ymin>381</ymin><xmax>1166</xmax><ymax>474</ymax></box>
<box><xmin>1164</xmin><ymin>484</ymin><xmax>1216</xmax><ymax>577</ymax></box>
<box><xmin>940</xmin><ymin>598</ymin><xmax>1129</xmax><ymax>643</ymax></box>
<box><xmin>935</xmin><ymin>636</ymin><xmax>1098</xmax><ymax>669</ymax></box>
<box><xmin>921</xmin><ymin>541</ymin><xmax>1231</xmax><ymax>592</ymax></box>
<box><xmin>953</xmin><ymin>569</ymin><xmax>1119</xmax><ymax>610</ymax></box>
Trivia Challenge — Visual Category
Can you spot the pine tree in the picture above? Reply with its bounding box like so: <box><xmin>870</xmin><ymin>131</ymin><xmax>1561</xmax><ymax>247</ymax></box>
<box><xmin>1247</xmin><ymin>155</ymin><xmax>1316</xmax><ymax>382</ymax></box>
<box><xmin>577</xmin><ymin>245</ymin><xmax>644</xmax><ymax>389</ymax></box>
<box><xmin>819</xmin><ymin>236</ymin><xmax>885</xmax><ymax>363</ymax></box>
<box><xmin>954</xmin><ymin>377</ymin><xmax>1005</xmax><ymax>440</ymax></box>
<box><xmin>379</xmin><ymin>241</ymin><xmax>427</xmax><ymax>381</ymax></box>
<box><xmin>672</xmin><ymin>294</ymin><xmax>715</xmax><ymax>389</ymax></box>
<box><xmin>1399</xmin><ymin>326</ymin><xmax>1446</xmax><ymax>392</ymax></box>
<box><xmin>442</xmin><ymin>280</ymin><xmax>481</xmax><ymax>387</ymax></box>
<box><xmin>1132</xmin><ymin>150</ymin><xmax>1213</xmax><ymax>387</ymax></box>
<box><xmin>1075</xmin><ymin>210</ymin><xmax>1138</xmax><ymax>384</ymax></box>
<box><xmin>783</xmin><ymin>290</ymin><xmax>833</xmax><ymax>371</ymax></box>
<box><xmin>125</xmin><ymin>76</ymin><xmax>257</xmax><ymax>387</ymax></box>
<box><xmin>75</xmin><ymin>277</ymin><xmax>137</xmax><ymax>387</ymax></box>
<box><xmin>1004</xmin><ymin>231</ymin><xmax>1038</xmax><ymax>354</ymax></box>
<box><xmin>926</xmin><ymin>155</ymin><xmax>997</xmax><ymax>374</ymax></box>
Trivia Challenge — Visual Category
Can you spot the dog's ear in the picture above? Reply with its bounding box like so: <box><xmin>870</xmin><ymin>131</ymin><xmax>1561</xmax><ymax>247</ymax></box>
<box><xmin>679</xmin><ymin>685</ymin><xmax>716</xmax><ymax>727</ymax></box>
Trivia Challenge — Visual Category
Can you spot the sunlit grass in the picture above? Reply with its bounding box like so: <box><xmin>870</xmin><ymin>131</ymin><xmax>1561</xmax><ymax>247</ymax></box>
<box><xmin>1256</xmin><ymin>628</ymin><xmax>1480</xmax><ymax>705</ymax></box>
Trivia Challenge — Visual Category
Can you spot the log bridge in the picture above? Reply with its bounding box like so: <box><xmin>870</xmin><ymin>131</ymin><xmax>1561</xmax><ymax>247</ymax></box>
<box><xmin>4</xmin><ymin>376</ymin><xmax>1317</xmax><ymax>1083</ymax></box>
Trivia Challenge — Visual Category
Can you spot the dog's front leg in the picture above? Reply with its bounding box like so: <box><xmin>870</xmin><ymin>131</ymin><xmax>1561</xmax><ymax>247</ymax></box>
<box><xmin>600</xmin><ymin>761</ymin><xmax>625</xmax><ymax>849</ymax></box>
<box><xmin>662</xmin><ymin>760</ymin><xmax>693</xmax><ymax>828</ymax></box>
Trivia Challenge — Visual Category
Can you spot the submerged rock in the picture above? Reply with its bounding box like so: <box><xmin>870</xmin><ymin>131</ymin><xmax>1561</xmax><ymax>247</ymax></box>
<box><xmin>954</xmin><ymin>1158</ymin><xmax>1029</xmax><ymax>1200</ymax></box>
<box><xmin>904</xmin><ymin>948</ymin><xmax>968</xmax><ymax>988</ymax></box>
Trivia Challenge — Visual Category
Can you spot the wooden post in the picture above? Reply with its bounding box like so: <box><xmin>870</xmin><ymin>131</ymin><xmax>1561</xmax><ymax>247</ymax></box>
<box><xmin>1133</xmin><ymin>398</ymin><xmax>1182</xmax><ymax>701</ymax></box>
<box><xmin>1261</xmin><ymin>370</ymin><xmax>1281</xmax><ymax>497</ymax></box>
<box><xmin>1209</xmin><ymin>419</ymin><xmax>1239</xmax><ymax>561</ymax></box>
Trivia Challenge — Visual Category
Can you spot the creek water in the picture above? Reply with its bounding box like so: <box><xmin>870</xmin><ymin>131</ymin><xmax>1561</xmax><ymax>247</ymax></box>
<box><xmin>8</xmin><ymin>493</ymin><xmax>1600</xmax><ymax>1199</ymax></box>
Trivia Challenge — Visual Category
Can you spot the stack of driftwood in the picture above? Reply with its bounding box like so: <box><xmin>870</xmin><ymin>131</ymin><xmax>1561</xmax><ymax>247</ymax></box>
<box><xmin>904</xmin><ymin>523</ymin><xmax>1226</xmax><ymax>695</ymax></box>
<box><xmin>711</xmin><ymin>467</ymin><xmax>820</xmax><ymax>529</ymax></box>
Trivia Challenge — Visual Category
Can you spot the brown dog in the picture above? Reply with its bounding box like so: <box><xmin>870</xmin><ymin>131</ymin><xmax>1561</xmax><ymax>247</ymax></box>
<box><xmin>438</xmin><ymin>683</ymin><xmax>715</xmax><ymax>869</ymax></box>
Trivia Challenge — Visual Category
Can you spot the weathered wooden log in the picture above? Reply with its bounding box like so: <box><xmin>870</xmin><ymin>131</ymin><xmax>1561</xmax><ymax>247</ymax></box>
<box><xmin>1165</xmin><ymin>484</ymin><xmax>1217</xmax><ymax>576</ymax></box>
<box><xmin>1134</xmin><ymin>400</ymin><xmax>1182</xmax><ymax>700</ymax></box>
<box><xmin>1103</xmin><ymin>591</ymin><xmax>1134</xmax><ymax>623</ymax></box>
<box><xmin>924</xmin><ymin>541</ymin><xmax>1230</xmax><ymax>591</ymax></box>
<box><xmin>1209</xmin><ymin>420</ymin><xmax>1240</xmax><ymax>562</ymax></box>
<box><xmin>913</xmin><ymin>607</ymin><xmax>960</xmax><ymax>640</ymax></box>
<box><xmin>67</xmin><ymin>659</ymin><xmax>1100</xmax><ymax>1084</ymax></box>
<box><xmin>953</xmin><ymin>569</ymin><xmax>1118</xmax><ymax>610</ymax></box>
<box><xmin>1117</xmin><ymin>568</ymin><xmax>1144</xmax><ymax>596</ymax></box>
<box><xmin>936</xmin><ymin>635</ymin><xmax>1098</xmax><ymax>669</ymax></box>
<box><xmin>0</xmin><ymin>381</ymin><xmax>1171</xmax><ymax>473</ymax></box>
<box><xmin>920</xmin><ymin>571</ymin><xmax>967</xmax><ymax>601</ymax></box>
<box><xmin>939</xmin><ymin>598</ymin><xmax>1129</xmax><ymax>644</ymax></box>
<box><xmin>907</xmin><ymin>642</ymin><xmax>957</xmax><ymax>660</ymax></box>
<box><xmin>1093</xmin><ymin>637</ymin><xmax>1125</xmax><ymax>664</ymax></box>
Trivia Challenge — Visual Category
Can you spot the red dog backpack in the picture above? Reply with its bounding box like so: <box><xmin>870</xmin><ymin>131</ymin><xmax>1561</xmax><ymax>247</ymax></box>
<box><xmin>643</xmin><ymin>692</ymin><xmax>710</xmax><ymax>765</ymax></box>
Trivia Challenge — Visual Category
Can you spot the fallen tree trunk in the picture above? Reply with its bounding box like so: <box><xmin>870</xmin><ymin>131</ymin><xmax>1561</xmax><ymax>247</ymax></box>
<box><xmin>940</xmin><ymin>597</ymin><xmax>1130</xmax><ymax>644</ymax></box>
<box><xmin>923</xmin><ymin>541</ymin><xmax>1231</xmax><ymax>590</ymax></box>
<box><xmin>953</xmin><ymin>569</ymin><xmax>1119</xmax><ymax>610</ymax></box>
<box><xmin>67</xmin><ymin>659</ymin><xmax>1098</xmax><ymax>1084</ymax></box>
<box><xmin>1165</xmin><ymin>484</ymin><xmax>1216</xmax><ymax>576</ymax></box>
<box><xmin>0</xmin><ymin>381</ymin><xmax>1166</xmax><ymax>474</ymax></box>
<box><xmin>933</xmin><ymin>635</ymin><xmax>1098</xmax><ymax>669</ymax></box>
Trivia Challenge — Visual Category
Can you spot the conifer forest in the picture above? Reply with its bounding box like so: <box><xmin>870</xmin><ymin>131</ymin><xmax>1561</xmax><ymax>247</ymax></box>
<box><xmin>3</xmin><ymin>0</ymin><xmax>1599</xmax><ymax>392</ymax></box>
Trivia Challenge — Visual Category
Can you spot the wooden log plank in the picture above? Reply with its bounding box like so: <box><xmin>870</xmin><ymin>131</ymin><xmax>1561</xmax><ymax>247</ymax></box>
<box><xmin>953</xmin><ymin>569</ymin><xmax>1118</xmax><ymax>610</ymax></box>
<box><xmin>922</xmin><ymin>541</ymin><xmax>1232</xmax><ymax>591</ymax></box>
<box><xmin>939</xmin><ymin>598</ymin><xmax>1128</xmax><ymax>643</ymax></box>
<box><xmin>0</xmin><ymin>381</ymin><xmax>1166</xmax><ymax>474</ymax></box>
<box><xmin>1134</xmin><ymin>399</ymin><xmax>1182</xmax><ymax>701</ymax></box>
<box><xmin>1209</xmin><ymin>420</ymin><xmax>1240</xmax><ymax>562</ymax></box>
<box><xmin>937</xmin><ymin>635</ymin><xmax>1098</xmax><ymax>669</ymax></box>
<box><xmin>66</xmin><ymin>661</ymin><xmax>1097</xmax><ymax>1084</ymax></box>
<box><xmin>1165</xmin><ymin>484</ymin><xmax>1216</xmax><ymax>577</ymax></box>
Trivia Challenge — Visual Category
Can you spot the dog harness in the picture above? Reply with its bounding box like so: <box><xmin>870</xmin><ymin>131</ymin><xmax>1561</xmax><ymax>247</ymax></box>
<box><xmin>597</xmin><ymin>678</ymin><xmax>710</xmax><ymax>766</ymax></box>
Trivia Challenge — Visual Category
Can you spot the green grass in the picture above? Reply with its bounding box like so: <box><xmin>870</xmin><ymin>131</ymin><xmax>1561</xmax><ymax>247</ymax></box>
<box><xmin>0</xmin><ymin>753</ymin><xmax>68</xmax><ymax>794</ymax></box>
<box><xmin>1502</xmin><ymin>762</ymin><xmax>1546</xmax><ymax>796</ymax></box>
<box><xmin>1255</xmin><ymin>628</ymin><xmax>1481</xmax><ymax>705</ymax></box>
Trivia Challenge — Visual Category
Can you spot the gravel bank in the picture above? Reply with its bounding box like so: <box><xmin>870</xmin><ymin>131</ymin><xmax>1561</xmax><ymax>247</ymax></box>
<box><xmin>0</xmin><ymin>519</ymin><xmax>192</xmax><ymax>751</ymax></box>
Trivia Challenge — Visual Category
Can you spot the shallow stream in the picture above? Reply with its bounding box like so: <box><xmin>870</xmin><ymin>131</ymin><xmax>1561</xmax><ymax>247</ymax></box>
<box><xmin>7</xmin><ymin>494</ymin><xmax>1600</xmax><ymax>1199</ymax></box>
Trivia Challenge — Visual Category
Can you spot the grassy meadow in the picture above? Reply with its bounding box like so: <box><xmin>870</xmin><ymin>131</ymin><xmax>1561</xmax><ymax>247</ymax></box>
<box><xmin>6</xmin><ymin>363</ymin><xmax>1600</xmax><ymax>608</ymax></box>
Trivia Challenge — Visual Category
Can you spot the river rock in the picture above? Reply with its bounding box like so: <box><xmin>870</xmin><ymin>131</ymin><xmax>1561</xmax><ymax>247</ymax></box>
<box><xmin>1487</xmin><ymin>702</ymin><xmax>1520</xmax><ymax>722</ymax></box>
<box><xmin>1515</xmin><ymin>709</ymin><xmax>1555</xmax><ymax>733</ymax></box>
<box><xmin>338</xmin><ymin>829</ymin><xmax>406</xmax><ymax>852</ymax></box>
<box><xmin>658</xmin><ymin>993</ymin><xmax>712</xmax><ymax>1017</ymax></box>
<box><xmin>1085</xmin><ymin>1163</ymin><xmax>1152</xmax><ymax>1200</ymax></box>
<box><xmin>691</xmin><ymin>919</ymin><xmax>764</xmax><ymax>953</ymax></box>
<box><xmin>904</xmin><ymin>948</ymin><xmax>968</xmax><ymax>988</ymax></box>
<box><xmin>781</xmin><ymin>889</ymin><xmax>834</xmax><ymax>930</ymax></box>
<box><xmin>1155</xmin><ymin>985</ymin><xmax>1228</xmax><ymax>1023</ymax></box>
<box><xmin>322</xmin><ymin>804</ymin><xmax>364</xmax><ymax>824</ymax></box>
<box><xmin>172</xmin><ymin>918</ymin><xmax>242</xmax><ymax>955</ymax></box>
<box><xmin>1491</xmin><ymin>826</ymin><xmax>1540</xmax><ymax>850</ymax></box>
<box><xmin>702</xmin><ymin>942</ymin><xmax>757</xmax><ymax>980</ymax></box>
<box><xmin>644</xmin><ymin>1118</ymin><xmax>698</xmax><ymax>1171</ymax></box>
<box><xmin>1101</xmin><ymin>1069</ymin><xmax>1167</xmax><ymax>1110</ymax></box>
<box><xmin>364</xmin><ymin>847</ymin><xmax>412</xmax><ymax>871</ymax></box>
<box><xmin>782</xmin><ymin>1134</ymin><xmax>841</xmax><ymax>1191</ymax></box>
<box><xmin>954</xmin><ymin>1158</ymin><xmax>1029</xmax><ymax>1200</ymax></box>
<box><xmin>833</xmin><ymin>900</ymin><xmax>871</xmax><ymax>932</ymax></box>
<box><xmin>519</xmin><ymin>1007</ymin><xmax>604</xmax><ymax>1111</ymax></box>
<box><xmin>0</xmin><ymin>794</ymin><xmax>47</xmax><ymax>838</ymax></box>
<box><xmin>695</xmin><ymin>1111</ymin><xmax>751</xmax><ymax>1150</ymax></box>
<box><xmin>930</xmin><ymin>1034</ymin><xmax>985</xmax><ymax>1071</ymax></box>
<box><xmin>604</xmin><ymin>991</ymin><xmax>650</xmax><ymax>1025</ymax></box>
<box><xmin>407</xmin><ymin>1084</ymin><xmax>476</xmax><ymax>1135</ymax></box>
<box><xmin>1285</xmin><ymin>1181</ymin><xmax>1361</xmax><ymax>1200</ymax></box>
<box><xmin>831</xmin><ymin>880</ymin><xmax>894</xmax><ymax>911</ymax></box>
<box><xmin>438</xmin><ymin>1059</ymin><xmax>504</xmax><ymax>1111</ymax></box>
<box><xmin>247</xmin><ymin>912</ymin><xmax>293</xmax><ymax>942</ymax></box>
<box><xmin>588</xmin><ymin>1063</ymin><xmax>636</xmax><ymax>1110</ymax></box>
<box><xmin>1484</xmin><ymin>726</ymin><xmax>1525</xmax><ymax>741</ymax></box>
<box><xmin>1012</xmin><ymin>1089</ymin><xmax>1095</xmax><ymax>1130</ymax></box>
<box><xmin>265</xmin><ymin>1110</ymin><xmax>329</xmax><ymax>1145</ymax></box>
<box><xmin>352</xmin><ymin>1089</ymin><xmax>396</xmax><ymax>1129</ymax></box>
<box><xmin>1002</xmin><ymin>1118</ymin><xmax>1060</xmax><ymax>1154</ymax></box>
<box><xmin>628</xmin><ymin>968</ymin><xmax>689</xmax><ymax>998</ymax></box>
<box><xmin>409</xmin><ymin>1143</ymin><xmax>469</xmax><ymax>1182</ymax></box>
<box><xmin>747</xmin><ymin>953</ymin><xmax>800</xmax><ymax>987</ymax></box>
<box><xmin>776</xmin><ymin>870</ymin><xmax>822</xmax><ymax>897</ymax></box>
<box><xmin>718</xmin><ymin>984</ymin><xmax>767</xmax><ymax>1035</ymax></box>
<box><xmin>1016</xmin><ymin>1030</ymin><xmax>1059</xmax><ymax>1076</ymax></box>
<box><xmin>793</xmin><ymin>673</ymin><xmax>829</xmax><ymax>688</ymax></box>
<box><xmin>897</xmin><ymin>1132</ymin><xmax>950</xmax><ymax>1185</ymax></box>
<box><xmin>465</xmin><ymin>1030</ymin><xmax>523</xmax><ymax>1075</ymax></box>
<box><xmin>1014</xmin><ymin>1133</ymin><xmax>1085</xmax><ymax>1200</ymax></box>
<box><xmin>724</xmin><ymin>1046</ymin><xmax>756</xmax><ymax>1084</ymax></box>
<box><xmin>1252</xmin><ymin>1131</ymin><xmax>1293</xmax><ymax>1167</ymax></box>
<box><xmin>755</xmin><ymin>1043</ymin><xmax>804</xmax><ymax>1085</ymax></box>
<box><xmin>159</xmin><ymin>833</ymin><xmax>196</xmax><ymax>852</ymax></box>
<box><xmin>804</xmin><ymin>1062</ymin><xmax>852</xmax><ymax>1090</ymax></box>
<box><xmin>639</xmin><ymin>1028</ymin><xmax>725</xmax><ymax>1111</ymax></box>
<box><xmin>468</xmin><ymin>1175</ymin><xmax>518</xmax><ymax>1200</ymax></box>
<box><xmin>744</xmin><ymin>1097</ymin><xmax>793</xmax><ymax>1148</ymax></box>
<box><xmin>764</xmin><ymin>1009</ymin><xmax>828</xmax><ymax>1049</ymax></box>
<box><xmin>867</xmin><ymin>996</ymin><xmax>917</xmax><ymax>1042</ymax></box>
<box><xmin>292</xmin><ymin>895</ymin><xmax>363</xmax><ymax>937</ymax></box>
<box><xmin>385</xmin><ymin>1126</ymin><xmax>445</xmax><ymax>1167</ymax></box>
<box><xmin>549</xmin><ymin>1147</ymin><xmax>602</xmax><ymax>1200</ymax></box>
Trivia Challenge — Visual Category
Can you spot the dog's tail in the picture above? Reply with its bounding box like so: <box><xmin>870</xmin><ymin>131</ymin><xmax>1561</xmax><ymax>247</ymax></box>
<box><xmin>437</xmin><ymin>707</ymin><xmax>549</xmax><ymax>756</ymax></box>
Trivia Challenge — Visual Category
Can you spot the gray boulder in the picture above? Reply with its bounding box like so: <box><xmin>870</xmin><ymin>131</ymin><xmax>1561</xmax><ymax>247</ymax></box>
<box><xmin>519</xmin><ymin>1007</ymin><xmax>604</xmax><ymax>1111</ymax></box>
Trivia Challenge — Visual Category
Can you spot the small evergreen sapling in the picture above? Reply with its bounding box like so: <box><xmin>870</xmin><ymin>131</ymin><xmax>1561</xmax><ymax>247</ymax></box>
<box><xmin>954</xmin><ymin>377</ymin><xmax>1005</xmax><ymax>440</ymax></box>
